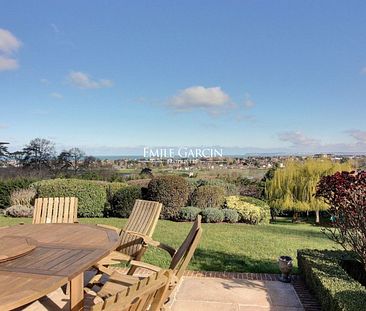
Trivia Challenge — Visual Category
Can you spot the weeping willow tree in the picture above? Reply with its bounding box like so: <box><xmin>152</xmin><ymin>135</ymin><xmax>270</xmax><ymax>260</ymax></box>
<box><xmin>266</xmin><ymin>158</ymin><xmax>352</xmax><ymax>223</ymax></box>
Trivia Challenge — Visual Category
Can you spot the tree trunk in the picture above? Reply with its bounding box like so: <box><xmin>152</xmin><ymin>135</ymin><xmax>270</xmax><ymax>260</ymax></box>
<box><xmin>315</xmin><ymin>210</ymin><xmax>320</xmax><ymax>224</ymax></box>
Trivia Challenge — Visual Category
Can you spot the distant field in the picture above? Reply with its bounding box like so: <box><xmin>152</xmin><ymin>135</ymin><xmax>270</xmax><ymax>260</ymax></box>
<box><xmin>0</xmin><ymin>216</ymin><xmax>338</xmax><ymax>273</ymax></box>
<box><xmin>118</xmin><ymin>167</ymin><xmax>266</xmax><ymax>180</ymax></box>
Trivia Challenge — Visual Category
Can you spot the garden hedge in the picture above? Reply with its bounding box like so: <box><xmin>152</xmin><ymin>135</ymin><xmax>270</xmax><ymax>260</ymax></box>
<box><xmin>191</xmin><ymin>185</ymin><xmax>225</xmax><ymax>208</ymax></box>
<box><xmin>110</xmin><ymin>185</ymin><xmax>142</xmax><ymax>217</ymax></box>
<box><xmin>297</xmin><ymin>249</ymin><xmax>366</xmax><ymax>311</ymax></box>
<box><xmin>147</xmin><ymin>175</ymin><xmax>189</xmax><ymax>219</ymax></box>
<box><xmin>33</xmin><ymin>179</ymin><xmax>127</xmax><ymax>217</ymax></box>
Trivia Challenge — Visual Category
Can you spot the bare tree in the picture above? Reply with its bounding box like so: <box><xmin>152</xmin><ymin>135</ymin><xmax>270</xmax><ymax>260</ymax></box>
<box><xmin>21</xmin><ymin>138</ymin><xmax>56</xmax><ymax>171</ymax></box>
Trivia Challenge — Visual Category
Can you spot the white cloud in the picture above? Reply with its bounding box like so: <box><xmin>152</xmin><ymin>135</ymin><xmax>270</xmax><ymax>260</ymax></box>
<box><xmin>68</xmin><ymin>71</ymin><xmax>113</xmax><ymax>89</ymax></box>
<box><xmin>50</xmin><ymin>92</ymin><xmax>63</xmax><ymax>99</ymax></box>
<box><xmin>167</xmin><ymin>86</ymin><xmax>231</xmax><ymax>113</ymax></box>
<box><xmin>0</xmin><ymin>28</ymin><xmax>21</xmax><ymax>71</ymax></box>
<box><xmin>346</xmin><ymin>129</ymin><xmax>366</xmax><ymax>143</ymax></box>
<box><xmin>0</xmin><ymin>29</ymin><xmax>21</xmax><ymax>54</ymax></box>
<box><xmin>278</xmin><ymin>131</ymin><xmax>320</xmax><ymax>147</ymax></box>
<box><xmin>0</xmin><ymin>56</ymin><xmax>18</xmax><ymax>71</ymax></box>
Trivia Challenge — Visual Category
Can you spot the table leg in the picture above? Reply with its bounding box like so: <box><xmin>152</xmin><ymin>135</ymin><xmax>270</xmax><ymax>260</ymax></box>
<box><xmin>70</xmin><ymin>273</ymin><xmax>84</xmax><ymax>311</ymax></box>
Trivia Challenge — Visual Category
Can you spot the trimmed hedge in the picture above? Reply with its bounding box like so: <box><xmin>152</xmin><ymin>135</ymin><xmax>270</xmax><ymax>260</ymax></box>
<box><xmin>222</xmin><ymin>208</ymin><xmax>239</xmax><ymax>223</ymax></box>
<box><xmin>298</xmin><ymin>249</ymin><xmax>366</xmax><ymax>311</ymax></box>
<box><xmin>110</xmin><ymin>186</ymin><xmax>142</xmax><ymax>218</ymax></box>
<box><xmin>147</xmin><ymin>175</ymin><xmax>189</xmax><ymax>219</ymax></box>
<box><xmin>201</xmin><ymin>208</ymin><xmax>224</xmax><ymax>223</ymax></box>
<box><xmin>0</xmin><ymin>178</ymin><xmax>36</xmax><ymax>209</ymax></box>
<box><xmin>179</xmin><ymin>206</ymin><xmax>201</xmax><ymax>221</ymax></box>
<box><xmin>191</xmin><ymin>185</ymin><xmax>226</xmax><ymax>208</ymax></box>
<box><xmin>33</xmin><ymin>179</ymin><xmax>108</xmax><ymax>217</ymax></box>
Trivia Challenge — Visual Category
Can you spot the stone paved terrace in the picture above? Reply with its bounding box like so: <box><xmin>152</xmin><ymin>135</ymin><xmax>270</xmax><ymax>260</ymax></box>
<box><xmin>18</xmin><ymin>271</ymin><xmax>320</xmax><ymax>311</ymax></box>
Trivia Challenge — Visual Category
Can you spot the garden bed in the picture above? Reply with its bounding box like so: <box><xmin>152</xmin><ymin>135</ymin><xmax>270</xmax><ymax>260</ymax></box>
<box><xmin>298</xmin><ymin>249</ymin><xmax>366</xmax><ymax>311</ymax></box>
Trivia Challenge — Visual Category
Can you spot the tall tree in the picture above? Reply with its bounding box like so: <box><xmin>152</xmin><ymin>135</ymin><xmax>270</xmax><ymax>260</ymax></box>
<box><xmin>21</xmin><ymin>138</ymin><xmax>55</xmax><ymax>171</ymax></box>
<box><xmin>57</xmin><ymin>148</ymin><xmax>85</xmax><ymax>173</ymax></box>
<box><xmin>266</xmin><ymin>158</ymin><xmax>352</xmax><ymax>223</ymax></box>
<box><xmin>68</xmin><ymin>148</ymin><xmax>85</xmax><ymax>173</ymax></box>
<box><xmin>0</xmin><ymin>142</ymin><xmax>9</xmax><ymax>166</ymax></box>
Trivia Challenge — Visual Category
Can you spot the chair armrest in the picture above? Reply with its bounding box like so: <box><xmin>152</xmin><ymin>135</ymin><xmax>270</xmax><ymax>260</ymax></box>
<box><xmin>129</xmin><ymin>260</ymin><xmax>162</xmax><ymax>272</ymax></box>
<box><xmin>122</xmin><ymin>230</ymin><xmax>176</xmax><ymax>257</ymax></box>
<box><xmin>97</xmin><ymin>224</ymin><xmax>121</xmax><ymax>234</ymax></box>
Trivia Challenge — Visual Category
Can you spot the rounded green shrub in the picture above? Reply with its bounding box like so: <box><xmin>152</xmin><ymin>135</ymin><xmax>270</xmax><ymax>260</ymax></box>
<box><xmin>225</xmin><ymin>195</ymin><xmax>270</xmax><ymax>224</ymax></box>
<box><xmin>191</xmin><ymin>185</ymin><xmax>225</xmax><ymax>208</ymax></box>
<box><xmin>222</xmin><ymin>208</ymin><xmax>239</xmax><ymax>223</ymax></box>
<box><xmin>147</xmin><ymin>175</ymin><xmax>189</xmax><ymax>219</ymax></box>
<box><xmin>33</xmin><ymin>179</ymin><xmax>107</xmax><ymax>217</ymax></box>
<box><xmin>179</xmin><ymin>206</ymin><xmax>201</xmax><ymax>221</ymax></box>
<box><xmin>201</xmin><ymin>208</ymin><xmax>224</xmax><ymax>223</ymax></box>
<box><xmin>110</xmin><ymin>186</ymin><xmax>142</xmax><ymax>218</ymax></box>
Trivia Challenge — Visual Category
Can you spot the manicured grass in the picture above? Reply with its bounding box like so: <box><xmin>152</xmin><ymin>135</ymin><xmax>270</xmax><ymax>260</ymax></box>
<box><xmin>0</xmin><ymin>216</ymin><xmax>338</xmax><ymax>273</ymax></box>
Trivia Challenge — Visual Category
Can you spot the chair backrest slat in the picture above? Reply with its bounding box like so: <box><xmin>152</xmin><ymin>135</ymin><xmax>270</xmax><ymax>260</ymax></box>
<box><xmin>32</xmin><ymin>197</ymin><xmax>78</xmax><ymax>224</ymax></box>
<box><xmin>118</xmin><ymin>199</ymin><xmax>162</xmax><ymax>257</ymax></box>
<box><xmin>90</xmin><ymin>270</ymin><xmax>171</xmax><ymax>311</ymax></box>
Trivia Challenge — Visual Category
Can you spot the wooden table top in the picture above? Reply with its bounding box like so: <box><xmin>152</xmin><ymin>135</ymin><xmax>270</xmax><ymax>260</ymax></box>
<box><xmin>0</xmin><ymin>223</ymin><xmax>120</xmax><ymax>310</ymax></box>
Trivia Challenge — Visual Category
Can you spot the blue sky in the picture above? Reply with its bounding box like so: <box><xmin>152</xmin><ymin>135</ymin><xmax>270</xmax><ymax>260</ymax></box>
<box><xmin>1</xmin><ymin>1</ymin><xmax>366</xmax><ymax>155</ymax></box>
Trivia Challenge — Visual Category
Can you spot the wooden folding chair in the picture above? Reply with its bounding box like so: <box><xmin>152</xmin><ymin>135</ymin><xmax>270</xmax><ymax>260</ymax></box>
<box><xmin>85</xmin><ymin>269</ymin><xmax>172</xmax><ymax>311</ymax></box>
<box><xmin>33</xmin><ymin>197</ymin><xmax>78</xmax><ymax>224</ymax></box>
<box><xmin>95</xmin><ymin>199</ymin><xmax>162</xmax><ymax>275</ymax></box>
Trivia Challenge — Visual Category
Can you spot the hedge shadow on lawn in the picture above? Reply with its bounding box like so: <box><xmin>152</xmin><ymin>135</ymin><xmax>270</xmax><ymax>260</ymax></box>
<box><xmin>191</xmin><ymin>248</ymin><xmax>279</xmax><ymax>273</ymax></box>
<box><xmin>262</xmin><ymin>224</ymin><xmax>326</xmax><ymax>240</ymax></box>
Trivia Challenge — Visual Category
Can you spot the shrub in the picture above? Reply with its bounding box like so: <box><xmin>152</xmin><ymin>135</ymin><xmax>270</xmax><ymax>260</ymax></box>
<box><xmin>222</xmin><ymin>208</ymin><xmax>239</xmax><ymax>223</ymax></box>
<box><xmin>110</xmin><ymin>186</ymin><xmax>142</xmax><ymax>218</ymax></box>
<box><xmin>5</xmin><ymin>205</ymin><xmax>34</xmax><ymax>217</ymax></box>
<box><xmin>0</xmin><ymin>178</ymin><xmax>36</xmax><ymax>209</ymax></box>
<box><xmin>316</xmin><ymin>171</ymin><xmax>366</xmax><ymax>270</ymax></box>
<box><xmin>105</xmin><ymin>182</ymin><xmax>129</xmax><ymax>203</ymax></box>
<box><xmin>242</xmin><ymin>196</ymin><xmax>271</xmax><ymax>224</ymax></box>
<box><xmin>298</xmin><ymin>249</ymin><xmax>366</xmax><ymax>311</ymax></box>
<box><xmin>201</xmin><ymin>208</ymin><xmax>224</xmax><ymax>223</ymax></box>
<box><xmin>10</xmin><ymin>188</ymin><xmax>36</xmax><ymax>208</ymax></box>
<box><xmin>179</xmin><ymin>206</ymin><xmax>201</xmax><ymax>221</ymax></box>
<box><xmin>225</xmin><ymin>195</ymin><xmax>270</xmax><ymax>224</ymax></box>
<box><xmin>33</xmin><ymin>179</ymin><xmax>107</xmax><ymax>217</ymax></box>
<box><xmin>147</xmin><ymin>175</ymin><xmax>189</xmax><ymax>219</ymax></box>
<box><xmin>191</xmin><ymin>185</ymin><xmax>225</xmax><ymax>208</ymax></box>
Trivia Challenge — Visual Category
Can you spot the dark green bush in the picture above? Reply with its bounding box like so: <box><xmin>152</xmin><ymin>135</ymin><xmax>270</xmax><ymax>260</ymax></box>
<box><xmin>201</xmin><ymin>208</ymin><xmax>224</xmax><ymax>223</ymax></box>
<box><xmin>110</xmin><ymin>186</ymin><xmax>142</xmax><ymax>218</ymax></box>
<box><xmin>33</xmin><ymin>179</ymin><xmax>107</xmax><ymax>217</ymax></box>
<box><xmin>0</xmin><ymin>178</ymin><xmax>36</xmax><ymax>209</ymax></box>
<box><xmin>147</xmin><ymin>175</ymin><xmax>189</xmax><ymax>219</ymax></box>
<box><xmin>222</xmin><ymin>208</ymin><xmax>239</xmax><ymax>223</ymax></box>
<box><xmin>191</xmin><ymin>185</ymin><xmax>225</xmax><ymax>208</ymax></box>
<box><xmin>298</xmin><ymin>249</ymin><xmax>366</xmax><ymax>311</ymax></box>
<box><xmin>179</xmin><ymin>206</ymin><xmax>201</xmax><ymax>221</ymax></box>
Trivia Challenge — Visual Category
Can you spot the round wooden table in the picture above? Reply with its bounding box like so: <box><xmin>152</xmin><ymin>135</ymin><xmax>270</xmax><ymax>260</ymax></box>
<box><xmin>0</xmin><ymin>223</ymin><xmax>120</xmax><ymax>311</ymax></box>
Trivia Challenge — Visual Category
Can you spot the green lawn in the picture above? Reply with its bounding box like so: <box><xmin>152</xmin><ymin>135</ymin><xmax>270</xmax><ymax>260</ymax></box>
<box><xmin>0</xmin><ymin>216</ymin><xmax>338</xmax><ymax>274</ymax></box>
